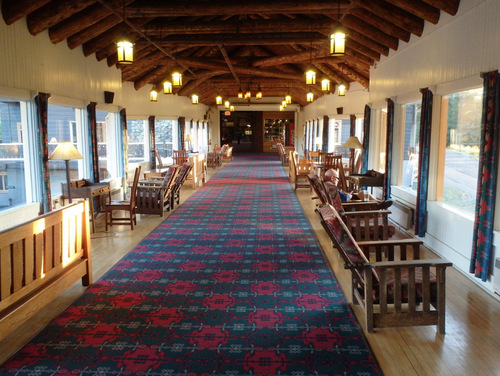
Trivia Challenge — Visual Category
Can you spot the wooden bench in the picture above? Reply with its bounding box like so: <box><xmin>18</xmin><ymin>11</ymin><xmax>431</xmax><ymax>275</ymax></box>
<box><xmin>317</xmin><ymin>204</ymin><xmax>452</xmax><ymax>334</ymax></box>
<box><xmin>0</xmin><ymin>201</ymin><xmax>93</xmax><ymax>341</ymax></box>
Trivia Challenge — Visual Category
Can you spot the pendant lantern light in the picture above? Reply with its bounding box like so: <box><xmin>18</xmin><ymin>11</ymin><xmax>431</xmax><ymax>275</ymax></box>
<box><xmin>256</xmin><ymin>85</ymin><xmax>263</xmax><ymax>99</ymax></box>
<box><xmin>216</xmin><ymin>95</ymin><xmax>223</xmax><ymax>105</ymax></box>
<box><xmin>305</xmin><ymin>65</ymin><xmax>316</xmax><ymax>85</ymax></box>
<box><xmin>238</xmin><ymin>87</ymin><xmax>243</xmax><ymax>99</ymax></box>
<box><xmin>163</xmin><ymin>81</ymin><xmax>172</xmax><ymax>94</ymax></box>
<box><xmin>150</xmin><ymin>87</ymin><xmax>158</xmax><ymax>102</ymax></box>
<box><xmin>321</xmin><ymin>77</ymin><xmax>331</xmax><ymax>92</ymax></box>
<box><xmin>224</xmin><ymin>100</ymin><xmax>230</xmax><ymax>109</ymax></box>
<box><xmin>337</xmin><ymin>84</ymin><xmax>346</xmax><ymax>96</ymax></box>
<box><xmin>171</xmin><ymin>70</ymin><xmax>182</xmax><ymax>87</ymax></box>
<box><xmin>285</xmin><ymin>94</ymin><xmax>292</xmax><ymax>104</ymax></box>
<box><xmin>192</xmin><ymin>94</ymin><xmax>199</xmax><ymax>104</ymax></box>
<box><xmin>116</xmin><ymin>2</ymin><xmax>133</xmax><ymax>64</ymax></box>
<box><xmin>307</xmin><ymin>90</ymin><xmax>314</xmax><ymax>102</ymax></box>
<box><xmin>280</xmin><ymin>105</ymin><xmax>284</xmax><ymax>111</ymax></box>
<box><xmin>329</xmin><ymin>0</ymin><xmax>347</xmax><ymax>56</ymax></box>
<box><xmin>282</xmin><ymin>100</ymin><xmax>287</xmax><ymax>108</ymax></box>
<box><xmin>230</xmin><ymin>105</ymin><xmax>235</xmax><ymax>112</ymax></box>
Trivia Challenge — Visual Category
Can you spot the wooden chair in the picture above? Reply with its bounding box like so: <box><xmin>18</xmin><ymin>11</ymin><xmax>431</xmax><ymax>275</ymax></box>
<box><xmin>308</xmin><ymin>150</ymin><xmax>320</xmax><ymax>162</ymax></box>
<box><xmin>155</xmin><ymin>149</ymin><xmax>164</xmax><ymax>169</ymax></box>
<box><xmin>317</xmin><ymin>204</ymin><xmax>452</xmax><ymax>334</ymax></box>
<box><xmin>136</xmin><ymin>166</ymin><xmax>178</xmax><ymax>217</ymax></box>
<box><xmin>222</xmin><ymin>146</ymin><xmax>233</xmax><ymax>162</ymax></box>
<box><xmin>173</xmin><ymin>150</ymin><xmax>188</xmax><ymax>165</ymax></box>
<box><xmin>105</xmin><ymin>166</ymin><xmax>141</xmax><ymax>230</ymax></box>
<box><xmin>206</xmin><ymin>151</ymin><xmax>217</xmax><ymax>169</ymax></box>
<box><xmin>323</xmin><ymin>154</ymin><xmax>348</xmax><ymax>191</ymax></box>
<box><xmin>171</xmin><ymin>162</ymin><xmax>194</xmax><ymax>208</ymax></box>
<box><xmin>290</xmin><ymin>151</ymin><xmax>314</xmax><ymax>190</ymax></box>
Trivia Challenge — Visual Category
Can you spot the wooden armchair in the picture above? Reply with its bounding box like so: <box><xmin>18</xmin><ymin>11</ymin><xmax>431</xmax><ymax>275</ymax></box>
<box><xmin>290</xmin><ymin>151</ymin><xmax>314</xmax><ymax>190</ymax></box>
<box><xmin>323</xmin><ymin>154</ymin><xmax>348</xmax><ymax>191</ymax></box>
<box><xmin>171</xmin><ymin>162</ymin><xmax>194</xmax><ymax>208</ymax></box>
<box><xmin>173</xmin><ymin>150</ymin><xmax>188</xmax><ymax>165</ymax></box>
<box><xmin>105</xmin><ymin>166</ymin><xmax>141</xmax><ymax>231</ymax></box>
<box><xmin>317</xmin><ymin>204</ymin><xmax>453</xmax><ymax>334</ymax></box>
<box><xmin>222</xmin><ymin>146</ymin><xmax>233</xmax><ymax>162</ymax></box>
<box><xmin>136</xmin><ymin>166</ymin><xmax>178</xmax><ymax>217</ymax></box>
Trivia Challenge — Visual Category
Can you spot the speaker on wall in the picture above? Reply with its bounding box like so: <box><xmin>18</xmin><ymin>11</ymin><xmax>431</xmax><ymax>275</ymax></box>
<box><xmin>104</xmin><ymin>91</ymin><xmax>114</xmax><ymax>104</ymax></box>
<box><xmin>336</xmin><ymin>107</ymin><xmax>343</xmax><ymax>115</ymax></box>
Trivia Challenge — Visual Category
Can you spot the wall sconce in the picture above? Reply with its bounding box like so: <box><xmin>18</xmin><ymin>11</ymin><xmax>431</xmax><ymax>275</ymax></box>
<box><xmin>192</xmin><ymin>94</ymin><xmax>199</xmax><ymax>104</ymax></box>
<box><xmin>224</xmin><ymin>100</ymin><xmax>230</xmax><ymax>109</ymax></box>
<box><xmin>171</xmin><ymin>70</ymin><xmax>182</xmax><ymax>87</ymax></box>
<box><xmin>150</xmin><ymin>87</ymin><xmax>158</xmax><ymax>102</ymax></box>
<box><xmin>216</xmin><ymin>95</ymin><xmax>223</xmax><ymax>105</ymax></box>
<box><xmin>163</xmin><ymin>81</ymin><xmax>172</xmax><ymax>94</ymax></box>
<box><xmin>307</xmin><ymin>90</ymin><xmax>314</xmax><ymax>102</ymax></box>
<box><xmin>337</xmin><ymin>84</ymin><xmax>346</xmax><ymax>96</ymax></box>
<box><xmin>305</xmin><ymin>65</ymin><xmax>316</xmax><ymax>85</ymax></box>
<box><xmin>48</xmin><ymin>142</ymin><xmax>83</xmax><ymax>203</ymax></box>
<box><xmin>321</xmin><ymin>77</ymin><xmax>331</xmax><ymax>92</ymax></box>
<box><xmin>116</xmin><ymin>33</ymin><xmax>134</xmax><ymax>64</ymax></box>
<box><xmin>285</xmin><ymin>94</ymin><xmax>292</xmax><ymax>104</ymax></box>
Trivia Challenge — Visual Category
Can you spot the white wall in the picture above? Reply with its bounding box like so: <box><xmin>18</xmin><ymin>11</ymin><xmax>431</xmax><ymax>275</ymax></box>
<box><xmin>368</xmin><ymin>0</ymin><xmax>500</xmax><ymax>293</ymax></box>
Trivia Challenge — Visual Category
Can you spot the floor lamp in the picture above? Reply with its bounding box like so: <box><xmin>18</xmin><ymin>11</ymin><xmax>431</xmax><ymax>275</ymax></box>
<box><xmin>342</xmin><ymin>136</ymin><xmax>363</xmax><ymax>173</ymax></box>
<box><xmin>49</xmin><ymin>141</ymin><xmax>83</xmax><ymax>203</ymax></box>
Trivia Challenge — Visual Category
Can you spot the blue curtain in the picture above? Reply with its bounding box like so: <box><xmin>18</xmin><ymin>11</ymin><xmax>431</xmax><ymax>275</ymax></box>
<box><xmin>34</xmin><ymin>92</ymin><xmax>51</xmax><ymax>213</ymax></box>
<box><xmin>361</xmin><ymin>105</ymin><xmax>371</xmax><ymax>174</ymax></box>
<box><xmin>148</xmin><ymin>116</ymin><xmax>156</xmax><ymax>168</ymax></box>
<box><xmin>470</xmin><ymin>71</ymin><xmax>500</xmax><ymax>281</ymax></box>
<box><xmin>415</xmin><ymin>88</ymin><xmax>433</xmax><ymax>237</ymax></box>
<box><xmin>119</xmin><ymin>108</ymin><xmax>129</xmax><ymax>196</ymax></box>
<box><xmin>87</xmin><ymin>102</ymin><xmax>99</xmax><ymax>183</ymax></box>
<box><xmin>384</xmin><ymin>99</ymin><xmax>394</xmax><ymax>200</ymax></box>
<box><xmin>321</xmin><ymin>115</ymin><xmax>329</xmax><ymax>152</ymax></box>
<box><xmin>349</xmin><ymin>114</ymin><xmax>356</xmax><ymax>170</ymax></box>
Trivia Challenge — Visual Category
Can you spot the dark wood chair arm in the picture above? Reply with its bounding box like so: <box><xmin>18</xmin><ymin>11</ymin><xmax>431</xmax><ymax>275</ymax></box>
<box><xmin>366</xmin><ymin>258</ymin><xmax>453</xmax><ymax>269</ymax></box>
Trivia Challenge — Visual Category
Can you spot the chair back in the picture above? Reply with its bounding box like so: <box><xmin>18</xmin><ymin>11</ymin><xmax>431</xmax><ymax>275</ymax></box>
<box><xmin>129</xmin><ymin>166</ymin><xmax>142</xmax><ymax>208</ymax></box>
<box><xmin>323</xmin><ymin>154</ymin><xmax>348</xmax><ymax>191</ymax></box>
<box><xmin>323</xmin><ymin>182</ymin><xmax>345</xmax><ymax>213</ymax></box>
<box><xmin>309</xmin><ymin>151</ymin><xmax>320</xmax><ymax>162</ymax></box>
<box><xmin>173</xmin><ymin>150</ymin><xmax>188</xmax><ymax>165</ymax></box>
<box><xmin>318</xmin><ymin>152</ymin><xmax>333</xmax><ymax>164</ymax></box>
<box><xmin>154</xmin><ymin>149</ymin><xmax>164</xmax><ymax>169</ymax></box>
<box><xmin>307</xmin><ymin>174</ymin><xmax>329</xmax><ymax>205</ymax></box>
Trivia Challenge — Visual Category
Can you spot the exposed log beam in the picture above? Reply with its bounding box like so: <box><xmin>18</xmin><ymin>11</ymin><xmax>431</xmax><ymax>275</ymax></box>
<box><xmin>346</xmin><ymin>39</ymin><xmax>380</xmax><ymax>63</ymax></box>
<box><xmin>27</xmin><ymin>0</ymin><xmax>97</xmax><ymax>36</ymax></box>
<box><xmin>152</xmin><ymin>32</ymin><xmax>327</xmax><ymax>47</ymax></box>
<box><xmin>1</xmin><ymin>0</ymin><xmax>51</xmax><ymax>25</ymax></box>
<box><xmin>349</xmin><ymin>7</ymin><xmax>411</xmax><ymax>43</ymax></box>
<box><xmin>353</xmin><ymin>0</ymin><xmax>424</xmax><ymax>37</ymax></box>
<box><xmin>121</xmin><ymin>49</ymin><xmax>166</xmax><ymax>81</ymax></box>
<box><xmin>67</xmin><ymin>15</ymin><xmax>120</xmax><ymax>50</ymax></box>
<box><xmin>144</xmin><ymin>17</ymin><xmax>335</xmax><ymax>35</ymax></box>
<box><xmin>315</xmin><ymin>64</ymin><xmax>349</xmax><ymax>86</ymax></box>
<box><xmin>134</xmin><ymin>65</ymin><xmax>174</xmax><ymax>91</ymax></box>
<box><xmin>49</xmin><ymin>0</ymin><xmax>134</xmax><ymax>44</ymax></box>
<box><xmin>348</xmin><ymin>29</ymin><xmax>390</xmax><ymax>57</ymax></box>
<box><xmin>219</xmin><ymin>44</ymin><xmax>241</xmax><ymax>87</ymax></box>
<box><xmin>177</xmin><ymin>71</ymin><xmax>227</xmax><ymax>96</ymax></box>
<box><xmin>421</xmin><ymin>0</ymin><xmax>460</xmax><ymax>15</ymax></box>
<box><xmin>125</xmin><ymin>0</ymin><xmax>346</xmax><ymax>17</ymax></box>
<box><xmin>328</xmin><ymin>63</ymin><xmax>369</xmax><ymax>87</ymax></box>
<box><xmin>385</xmin><ymin>0</ymin><xmax>440</xmax><ymax>24</ymax></box>
<box><xmin>342</xmin><ymin>15</ymin><xmax>399</xmax><ymax>51</ymax></box>
<box><xmin>252</xmin><ymin>50</ymin><xmax>347</xmax><ymax>68</ymax></box>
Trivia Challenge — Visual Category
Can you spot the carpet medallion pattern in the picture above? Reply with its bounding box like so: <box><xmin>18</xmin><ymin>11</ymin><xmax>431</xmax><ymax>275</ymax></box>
<box><xmin>0</xmin><ymin>155</ymin><xmax>382</xmax><ymax>375</ymax></box>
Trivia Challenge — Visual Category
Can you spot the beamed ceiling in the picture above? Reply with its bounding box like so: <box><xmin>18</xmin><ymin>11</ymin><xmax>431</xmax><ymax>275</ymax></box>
<box><xmin>1</xmin><ymin>0</ymin><xmax>461</xmax><ymax>106</ymax></box>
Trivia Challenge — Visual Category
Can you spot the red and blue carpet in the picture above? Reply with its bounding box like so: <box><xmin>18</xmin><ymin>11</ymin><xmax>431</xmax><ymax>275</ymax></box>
<box><xmin>0</xmin><ymin>155</ymin><xmax>382</xmax><ymax>375</ymax></box>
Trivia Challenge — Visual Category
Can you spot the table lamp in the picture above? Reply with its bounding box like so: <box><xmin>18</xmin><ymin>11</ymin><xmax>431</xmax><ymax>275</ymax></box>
<box><xmin>186</xmin><ymin>134</ymin><xmax>193</xmax><ymax>152</ymax></box>
<box><xmin>49</xmin><ymin>142</ymin><xmax>83</xmax><ymax>203</ymax></box>
<box><xmin>342</xmin><ymin>136</ymin><xmax>363</xmax><ymax>173</ymax></box>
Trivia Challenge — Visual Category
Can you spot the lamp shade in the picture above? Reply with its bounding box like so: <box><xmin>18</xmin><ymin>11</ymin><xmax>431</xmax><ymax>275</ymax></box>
<box><xmin>150</xmin><ymin>88</ymin><xmax>158</xmax><ymax>102</ymax></box>
<box><xmin>285</xmin><ymin>95</ymin><xmax>292</xmax><ymax>104</ymax></box>
<box><xmin>337</xmin><ymin>84</ymin><xmax>346</xmax><ymax>96</ymax></box>
<box><xmin>216</xmin><ymin>95</ymin><xmax>223</xmax><ymax>105</ymax></box>
<box><xmin>342</xmin><ymin>136</ymin><xmax>363</xmax><ymax>150</ymax></box>
<box><xmin>329</xmin><ymin>24</ymin><xmax>347</xmax><ymax>56</ymax></box>
<box><xmin>185</xmin><ymin>134</ymin><xmax>193</xmax><ymax>142</ymax></box>
<box><xmin>171</xmin><ymin>70</ymin><xmax>182</xmax><ymax>87</ymax></box>
<box><xmin>116</xmin><ymin>33</ymin><xmax>134</xmax><ymax>64</ymax></box>
<box><xmin>49</xmin><ymin>142</ymin><xmax>83</xmax><ymax>161</ymax></box>
<box><xmin>192</xmin><ymin>94</ymin><xmax>199</xmax><ymax>104</ymax></box>
<box><xmin>163</xmin><ymin>81</ymin><xmax>172</xmax><ymax>94</ymax></box>
<box><xmin>305</xmin><ymin>65</ymin><xmax>316</xmax><ymax>85</ymax></box>
<box><xmin>321</xmin><ymin>77</ymin><xmax>331</xmax><ymax>92</ymax></box>
<box><xmin>307</xmin><ymin>90</ymin><xmax>314</xmax><ymax>102</ymax></box>
<box><xmin>224</xmin><ymin>100</ymin><xmax>230</xmax><ymax>109</ymax></box>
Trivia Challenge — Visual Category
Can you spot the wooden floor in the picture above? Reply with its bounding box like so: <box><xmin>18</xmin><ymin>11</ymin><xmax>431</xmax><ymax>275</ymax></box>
<box><xmin>1</xmin><ymin>159</ymin><xmax>500</xmax><ymax>375</ymax></box>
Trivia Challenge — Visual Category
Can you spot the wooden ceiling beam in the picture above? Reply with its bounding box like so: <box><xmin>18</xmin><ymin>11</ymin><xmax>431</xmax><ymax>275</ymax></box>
<box><xmin>385</xmin><ymin>0</ymin><xmax>441</xmax><ymax>24</ymax></box>
<box><xmin>342</xmin><ymin>15</ymin><xmax>399</xmax><ymax>51</ymax></box>
<box><xmin>1</xmin><ymin>0</ymin><xmax>51</xmax><ymax>25</ymax></box>
<box><xmin>144</xmin><ymin>17</ymin><xmax>335</xmax><ymax>35</ymax></box>
<box><xmin>125</xmin><ymin>0</ymin><xmax>346</xmax><ymax>17</ymax></box>
<box><xmin>345</xmin><ymin>39</ymin><xmax>379</xmax><ymax>63</ymax></box>
<box><xmin>352</xmin><ymin>0</ymin><xmax>424</xmax><ymax>37</ymax></box>
<box><xmin>177</xmin><ymin>71</ymin><xmax>227</xmax><ymax>96</ymax></box>
<box><xmin>67</xmin><ymin>15</ymin><xmax>121</xmax><ymax>49</ymax></box>
<box><xmin>49</xmin><ymin>0</ymin><xmax>134</xmax><ymax>44</ymax></box>
<box><xmin>328</xmin><ymin>63</ymin><xmax>369</xmax><ymax>87</ymax></box>
<box><xmin>152</xmin><ymin>32</ymin><xmax>327</xmax><ymax>47</ymax></box>
<box><xmin>349</xmin><ymin>7</ymin><xmax>411</xmax><ymax>43</ymax></box>
<box><xmin>421</xmin><ymin>0</ymin><xmax>460</xmax><ymax>15</ymax></box>
<box><xmin>135</xmin><ymin>65</ymin><xmax>175</xmax><ymax>91</ymax></box>
<box><xmin>26</xmin><ymin>0</ymin><xmax>97</xmax><ymax>36</ymax></box>
<box><xmin>219</xmin><ymin>44</ymin><xmax>241</xmax><ymax>87</ymax></box>
<box><xmin>348</xmin><ymin>29</ymin><xmax>390</xmax><ymax>57</ymax></box>
<box><xmin>251</xmin><ymin>49</ymin><xmax>347</xmax><ymax>68</ymax></box>
<box><xmin>120</xmin><ymin>49</ymin><xmax>167</xmax><ymax>81</ymax></box>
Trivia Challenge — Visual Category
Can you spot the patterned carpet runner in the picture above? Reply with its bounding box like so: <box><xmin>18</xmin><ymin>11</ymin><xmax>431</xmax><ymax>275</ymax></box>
<box><xmin>0</xmin><ymin>155</ymin><xmax>382</xmax><ymax>375</ymax></box>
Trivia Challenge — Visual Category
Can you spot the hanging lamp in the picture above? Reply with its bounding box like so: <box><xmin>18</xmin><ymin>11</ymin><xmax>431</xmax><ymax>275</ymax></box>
<box><xmin>285</xmin><ymin>94</ymin><xmax>292</xmax><ymax>104</ymax></box>
<box><xmin>230</xmin><ymin>105</ymin><xmax>235</xmax><ymax>112</ymax></box>
<box><xmin>337</xmin><ymin>84</ymin><xmax>346</xmax><ymax>96</ymax></box>
<box><xmin>224</xmin><ymin>100</ymin><xmax>230</xmax><ymax>109</ymax></box>
<box><xmin>238</xmin><ymin>86</ymin><xmax>243</xmax><ymax>99</ymax></box>
<box><xmin>329</xmin><ymin>0</ymin><xmax>347</xmax><ymax>56</ymax></box>
<box><xmin>171</xmin><ymin>70</ymin><xmax>182</xmax><ymax>87</ymax></box>
<box><xmin>307</xmin><ymin>90</ymin><xmax>314</xmax><ymax>102</ymax></box>
<box><xmin>216</xmin><ymin>95</ymin><xmax>223</xmax><ymax>105</ymax></box>
<box><xmin>305</xmin><ymin>65</ymin><xmax>316</xmax><ymax>85</ymax></box>
<box><xmin>321</xmin><ymin>77</ymin><xmax>331</xmax><ymax>92</ymax></box>
<box><xmin>163</xmin><ymin>81</ymin><xmax>172</xmax><ymax>94</ymax></box>
<box><xmin>192</xmin><ymin>94</ymin><xmax>199</xmax><ymax>104</ymax></box>
<box><xmin>116</xmin><ymin>1</ymin><xmax>133</xmax><ymax>64</ymax></box>
<box><xmin>256</xmin><ymin>85</ymin><xmax>263</xmax><ymax>99</ymax></box>
<box><xmin>150</xmin><ymin>87</ymin><xmax>158</xmax><ymax>102</ymax></box>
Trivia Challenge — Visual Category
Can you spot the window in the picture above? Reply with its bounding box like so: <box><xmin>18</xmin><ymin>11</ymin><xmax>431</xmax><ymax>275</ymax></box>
<box><xmin>47</xmin><ymin>105</ymin><xmax>83</xmax><ymax>197</ymax></box>
<box><xmin>96</xmin><ymin>110</ymin><xmax>119</xmax><ymax>181</ymax></box>
<box><xmin>400</xmin><ymin>102</ymin><xmax>421</xmax><ymax>191</ymax></box>
<box><xmin>0</xmin><ymin>100</ymin><xmax>26</xmax><ymax>209</ymax></box>
<box><xmin>155</xmin><ymin>119</ymin><xmax>176</xmax><ymax>161</ymax></box>
<box><xmin>439</xmin><ymin>87</ymin><xmax>483</xmax><ymax>214</ymax></box>
<box><xmin>126</xmin><ymin>119</ymin><xmax>148</xmax><ymax>163</ymax></box>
